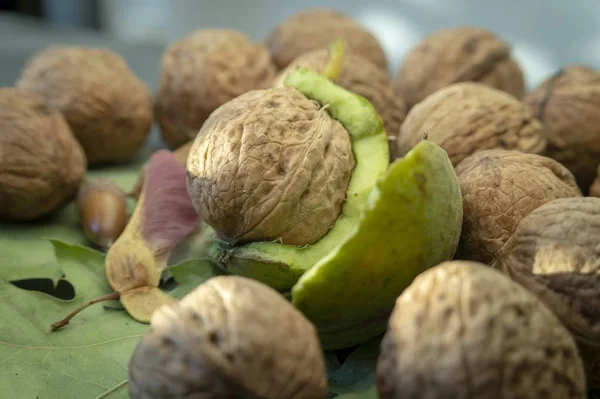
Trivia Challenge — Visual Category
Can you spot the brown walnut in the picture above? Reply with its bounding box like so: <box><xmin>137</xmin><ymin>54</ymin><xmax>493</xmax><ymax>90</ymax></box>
<box><xmin>16</xmin><ymin>46</ymin><xmax>152</xmax><ymax>165</ymax></box>
<box><xmin>272</xmin><ymin>48</ymin><xmax>406</xmax><ymax>158</ymax></box>
<box><xmin>128</xmin><ymin>275</ymin><xmax>327</xmax><ymax>399</ymax></box>
<box><xmin>396</xmin><ymin>82</ymin><xmax>546</xmax><ymax>166</ymax></box>
<box><xmin>154</xmin><ymin>29</ymin><xmax>277</xmax><ymax>149</ymax></box>
<box><xmin>187</xmin><ymin>87</ymin><xmax>355</xmax><ymax>246</ymax></box>
<box><xmin>0</xmin><ymin>88</ymin><xmax>86</xmax><ymax>221</ymax></box>
<box><xmin>265</xmin><ymin>7</ymin><xmax>387</xmax><ymax>71</ymax></box>
<box><xmin>376</xmin><ymin>260</ymin><xmax>587</xmax><ymax>399</ymax></box>
<box><xmin>455</xmin><ymin>149</ymin><xmax>582</xmax><ymax>264</ymax></box>
<box><xmin>492</xmin><ymin>197</ymin><xmax>600</xmax><ymax>388</ymax></box>
<box><xmin>590</xmin><ymin>166</ymin><xmax>600</xmax><ymax>198</ymax></box>
<box><xmin>394</xmin><ymin>26</ymin><xmax>525</xmax><ymax>110</ymax></box>
<box><xmin>524</xmin><ymin>65</ymin><xmax>600</xmax><ymax>193</ymax></box>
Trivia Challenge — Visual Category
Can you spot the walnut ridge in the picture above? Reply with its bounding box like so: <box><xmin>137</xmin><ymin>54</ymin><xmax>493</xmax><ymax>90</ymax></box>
<box><xmin>16</xmin><ymin>45</ymin><xmax>153</xmax><ymax>165</ymax></box>
<box><xmin>154</xmin><ymin>29</ymin><xmax>277</xmax><ymax>148</ymax></box>
<box><xmin>455</xmin><ymin>149</ymin><xmax>582</xmax><ymax>264</ymax></box>
<box><xmin>187</xmin><ymin>87</ymin><xmax>355</xmax><ymax>246</ymax></box>
<box><xmin>376</xmin><ymin>261</ymin><xmax>587</xmax><ymax>399</ymax></box>
<box><xmin>394</xmin><ymin>26</ymin><xmax>525</xmax><ymax>110</ymax></box>
<box><xmin>0</xmin><ymin>88</ymin><xmax>86</xmax><ymax>221</ymax></box>
<box><xmin>396</xmin><ymin>82</ymin><xmax>546</xmax><ymax>166</ymax></box>
<box><xmin>128</xmin><ymin>275</ymin><xmax>327</xmax><ymax>399</ymax></box>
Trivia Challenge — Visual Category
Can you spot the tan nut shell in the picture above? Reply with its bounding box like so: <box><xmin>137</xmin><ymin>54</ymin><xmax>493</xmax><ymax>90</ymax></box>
<box><xmin>590</xmin><ymin>166</ymin><xmax>600</xmax><ymax>198</ymax></box>
<box><xmin>0</xmin><ymin>88</ymin><xmax>86</xmax><ymax>221</ymax></box>
<box><xmin>394</xmin><ymin>26</ymin><xmax>525</xmax><ymax>110</ymax></box>
<box><xmin>154</xmin><ymin>29</ymin><xmax>277</xmax><ymax>149</ymax></box>
<box><xmin>265</xmin><ymin>7</ymin><xmax>387</xmax><ymax>71</ymax></box>
<box><xmin>376</xmin><ymin>260</ymin><xmax>587</xmax><ymax>399</ymax></box>
<box><xmin>128</xmin><ymin>275</ymin><xmax>327</xmax><ymax>399</ymax></box>
<box><xmin>455</xmin><ymin>149</ymin><xmax>582</xmax><ymax>264</ymax></box>
<box><xmin>272</xmin><ymin>48</ymin><xmax>406</xmax><ymax>158</ymax></box>
<box><xmin>524</xmin><ymin>65</ymin><xmax>600</xmax><ymax>192</ymax></box>
<box><xmin>16</xmin><ymin>46</ymin><xmax>152</xmax><ymax>165</ymax></box>
<box><xmin>396</xmin><ymin>82</ymin><xmax>546</xmax><ymax>166</ymax></box>
<box><xmin>492</xmin><ymin>197</ymin><xmax>600</xmax><ymax>388</ymax></box>
<box><xmin>187</xmin><ymin>87</ymin><xmax>354</xmax><ymax>246</ymax></box>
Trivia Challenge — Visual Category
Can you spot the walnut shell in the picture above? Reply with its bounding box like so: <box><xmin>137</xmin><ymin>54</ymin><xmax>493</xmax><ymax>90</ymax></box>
<box><xmin>128</xmin><ymin>275</ymin><xmax>327</xmax><ymax>399</ymax></box>
<box><xmin>272</xmin><ymin>48</ymin><xmax>406</xmax><ymax>158</ymax></box>
<box><xmin>455</xmin><ymin>149</ymin><xmax>582</xmax><ymax>264</ymax></box>
<box><xmin>396</xmin><ymin>82</ymin><xmax>546</xmax><ymax>166</ymax></box>
<box><xmin>154</xmin><ymin>29</ymin><xmax>277</xmax><ymax>149</ymax></box>
<box><xmin>590</xmin><ymin>166</ymin><xmax>600</xmax><ymax>198</ymax></box>
<box><xmin>524</xmin><ymin>66</ymin><xmax>600</xmax><ymax>193</ymax></box>
<box><xmin>16</xmin><ymin>46</ymin><xmax>152</xmax><ymax>165</ymax></box>
<box><xmin>0</xmin><ymin>88</ymin><xmax>86</xmax><ymax>221</ymax></box>
<box><xmin>376</xmin><ymin>260</ymin><xmax>587</xmax><ymax>399</ymax></box>
<box><xmin>265</xmin><ymin>7</ymin><xmax>387</xmax><ymax>71</ymax></box>
<box><xmin>394</xmin><ymin>26</ymin><xmax>525</xmax><ymax>110</ymax></box>
<box><xmin>492</xmin><ymin>197</ymin><xmax>600</xmax><ymax>388</ymax></box>
<box><xmin>187</xmin><ymin>87</ymin><xmax>354</xmax><ymax>246</ymax></box>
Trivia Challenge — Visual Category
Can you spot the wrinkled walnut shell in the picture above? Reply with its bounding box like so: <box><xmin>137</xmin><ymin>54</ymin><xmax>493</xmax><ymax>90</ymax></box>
<box><xmin>272</xmin><ymin>48</ymin><xmax>406</xmax><ymax>158</ymax></box>
<box><xmin>590</xmin><ymin>166</ymin><xmax>600</xmax><ymax>198</ymax></box>
<box><xmin>154</xmin><ymin>29</ymin><xmax>277</xmax><ymax>148</ymax></box>
<box><xmin>455</xmin><ymin>149</ymin><xmax>582</xmax><ymax>264</ymax></box>
<box><xmin>265</xmin><ymin>7</ymin><xmax>387</xmax><ymax>71</ymax></box>
<box><xmin>396</xmin><ymin>82</ymin><xmax>546</xmax><ymax>166</ymax></box>
<box><xmin>524</xmin><ymin>65</ymin><xmax>600</xmax><ymax>193</ymax></box>
<box><xmin>492</xmin><ymin>197</ymin><xmax>600</xmax><ymax>388</ymax></box>
<box><xmin>187</xmin><ymin>87</ymin><xmax>355</xmax><ymax>246</ymax></box>
<box><xmin>16</xmin><ymin>46</ymin><xmax>152</xmax><ymax>165</ymax></box>
<box><xmin>394</xmin><ymin>26</ymin><xmax>525</xmax><ymax>110</ymax></box>
<box><xmin>128</xmin><ymin>275</ymin><xmax>327</xmax><ymax>399</ymax></box>
<box><xmin>0</xmin><ymin>88</ymin><xmax>86</xmax><ymax>221</ymax></box>
<box><xmin>377</xmin><ymin>260</ymin><xmax>587</xmax><ymax>399</ymax></box>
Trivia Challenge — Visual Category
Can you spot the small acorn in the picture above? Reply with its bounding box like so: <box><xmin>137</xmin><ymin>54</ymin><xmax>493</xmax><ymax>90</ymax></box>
<box><xmin>77</xmin><ymin>179</ymin><xmax>128</xmax><ymax>250</ymax></box>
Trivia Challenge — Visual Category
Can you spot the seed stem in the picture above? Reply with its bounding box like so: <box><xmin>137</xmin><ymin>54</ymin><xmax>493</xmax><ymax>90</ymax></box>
<box><xmin>322</xmin><ymin>39</ymin><xmax>347</xmax><ymax>81</ymax></box>
<box><xmin>50</xmin><ymin>291</ymin><xmax>120</xmax><ymax>332</ymax></box>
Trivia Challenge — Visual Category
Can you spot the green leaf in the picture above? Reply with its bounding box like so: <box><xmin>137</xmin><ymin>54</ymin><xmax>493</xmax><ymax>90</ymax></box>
<box><xmin>328</xmin><ymin>335</ymin><xmax>382</xmax><ymax>395</ymax></box>
<box><xmin>333</xmin><ymin>386</ymin><xmax>378</xmax><ymax>399</ymax></box>
<box><xmin>168</xmin><ymin>258</ymin><xmax>224</xmax><ymax>299</ymax></box>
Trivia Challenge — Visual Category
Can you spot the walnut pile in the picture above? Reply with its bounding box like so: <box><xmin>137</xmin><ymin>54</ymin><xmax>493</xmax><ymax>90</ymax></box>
<box><xmin>376</xmin><ymin>260</ymin><xmax>587</xmax><ymax>399</ymax></box>
<box><xmin>16</xmin><ymin>46</ymin><xmax>152</xmax><ymax>165</ymax></box>
<box><xmin>187</xmin><ymin>87</ymin><xmax>355</xmax><ymax>246</ymax></box>
<box><xmin>455</xmin><ymin>149</ymin><xmax>582</xmax><ymax>264</ymax></box>
<box><xmin>524</xmin><ymin>65</ymin><xmax>600</xmax><ymax>193</ymax></box>
<box><xmin>394</xmin><ymin>26</ymin><xmax>525</xmax><ymax>110</ymax></box>
<box><xmin>154</xmin><ymin>29</ymin><xmax>277</xmax><ymax>149</ymax></box>
<box><xmin>265</xmin><ymin>7</ymin><xmax>387</xmax><ymax>71</ymax></box>
<box><xmin>493</xmin><ymin>197</ymin><xmax>600</xmax><ymax>388</ymax></box>
<box><xmin>396</xmin><ymin>82</ymin><xmax>546</xmax><ymax>166</ymax></box>
<box><xmin>0</xmin><ymin>88</ymin><xmax>86</xmax><ymax>221</ymax></box>
<box><xmin>128</xmin><ymin>275</ymin><xmax>327</xmax><ymax>399</ymax></box>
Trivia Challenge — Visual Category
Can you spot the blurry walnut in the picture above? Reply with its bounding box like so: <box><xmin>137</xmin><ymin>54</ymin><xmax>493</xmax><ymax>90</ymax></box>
<box><xmin>187</xmin><ymin>87</ymin><xmax>354</xmax><ymax>246</ymax></box>
<box><xmin>129</xmin><ymin>275</ymin><xmax>327</xmax><ymax>399</ymax></box>
<box><xmin>396</xmin><ymin>82</ymin><xmax>546</xmax><ymax>166</ymax></box>
<box><xmin>524</xmin><ymin>66</ymin><xmax>600</xmax><ymax>193</ymax></box>
<box><xmin>590</xmin><ymin>166</ymin><xmax>600</xmax><ymax>198</ymax></box>
<box><xmin>394</xmin><ymin>26</ymin><xmax>525</xmax><ymax>110</ymax></box>
<box><xmin>0</xmin><ymin>88</ymin><xmax>86</xmax><ymax>221</ymax></box>
<box><xmin>455</xmin><ymin>149</ymin><xmax>582</xmax><ymax>264</ymax></box>
<box><xmin>272</xmin><ymin>48</ymin><xmax>406</xmax><ymax>157</ymax></box>
<box><xmin>265</xmin><ymin>7</ymin><xmax>387</xmax><ymax>71</ymax></box>
<box><xmin>492</xmin><ymin>197</ymin><xmax>600</xmax><ymax>388</ymax></box>
<box><xmin>154</xmin><ymin>29</ymin><xmax>277</xmax><ymax>149</ymax></box>
<box><xmin>16</xmin><ymin>46</ymin><xmax>152</xmax><ymax>165</ymax></box>
<box><xmin>377</xmin><ymin>260</ymin><xmax>587</xmax><ymax>399</ymax></box>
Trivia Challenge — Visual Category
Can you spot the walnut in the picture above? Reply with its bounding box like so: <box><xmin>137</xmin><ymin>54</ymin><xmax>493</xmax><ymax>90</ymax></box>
<box><xmin>396</xmin><ymin>82</ymin><xmax>546</xmax><ymax>166</ymax></box>
<box><xmin>0</xmin><ymin>88</ymin><xmax>86</xmax><ymax>221</ymax></box>
<box><xmin>524</xmin><ymin>66</ymin><xmax>600</xmax><ymax>193</ymax></box>
<box><xmin>265</xmin><ymin>7</ymin><xmax>387</xmax><ymax>71</ymax></box>
<box><xmin>455</xmin><ymin>149</ymin><xmax>582</xmax><ymax>264</ymax></box>
<box><xmin>272</xmin><ymin>48</ymin><xmax>406</xmax><ymax>158</ymax></box>
<box><xmin>394</xmin><ymin>26</ymin><xmax>525</xmax><ymax>111</ymax></box>
<box><xmin>492</xmin><ymin>197</ymin><xmax>600</xmax><ymax>388</ymax></box>
<box><xmin>590</xmin><ymin>165</ymin><xmax>600</xmax><ymax>198</ymax></box>
<box><xmin>187</xmin><ymin>87</ymin><xmax>354</xmax><ymax>246</ymax></box>
<box><xmin>16</xmin><ymin>45</ymin><xmax>152</xmax><ymax>165</ymax></box>
<box><xmin>377</xmin><ymin>260</ymin><xmax>587</xmax><ymax>399</ymax></box>
<box><xmin>128</xmin><ymin>275</ymin><xmax>327</xmax><ymax>399</ymax></box>
<box><xmin>154</xmin><ymin>29</ymin><xmax>277</xmax><ymax>149</ymax></box>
